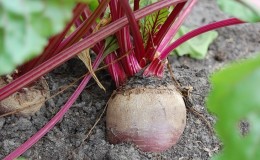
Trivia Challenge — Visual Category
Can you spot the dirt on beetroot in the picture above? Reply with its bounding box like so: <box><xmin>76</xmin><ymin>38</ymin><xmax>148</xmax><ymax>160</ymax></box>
<box><xmin>1</xmin><ymin>0</ymin><xmax>260</xmax><ymax>159</ymax></box>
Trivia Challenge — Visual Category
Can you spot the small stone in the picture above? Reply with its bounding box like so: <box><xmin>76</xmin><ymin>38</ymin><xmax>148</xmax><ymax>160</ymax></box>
<box><xmin>0</xmin><ymin>117</ymin><xmax>5</xmax><ymax>129</ymax></box>
<box><xmin>195</xmin><ymin>119</ymin><xmax>201</xmax><ymax>125</ymax></box>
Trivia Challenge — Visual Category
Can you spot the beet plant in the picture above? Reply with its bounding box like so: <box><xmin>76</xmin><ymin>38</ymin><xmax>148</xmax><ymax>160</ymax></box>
<box><xmin>0</xmin><ymin>0</ymin><xmax>251</xmax><ymax>159</ymax></box>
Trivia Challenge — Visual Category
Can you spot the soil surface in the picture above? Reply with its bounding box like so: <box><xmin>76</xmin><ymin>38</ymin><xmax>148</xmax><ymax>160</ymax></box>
<box><xmin>1</xmin><ymin>0</ymin><xmax>260</xmax><ymax>159</ymax></box>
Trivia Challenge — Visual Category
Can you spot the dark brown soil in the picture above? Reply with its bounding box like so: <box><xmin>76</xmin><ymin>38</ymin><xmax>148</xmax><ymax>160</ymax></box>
<box><xmin>1</xmin><ymin>0</ymin><xmax>260</xmax><ymax>159</ymax></box>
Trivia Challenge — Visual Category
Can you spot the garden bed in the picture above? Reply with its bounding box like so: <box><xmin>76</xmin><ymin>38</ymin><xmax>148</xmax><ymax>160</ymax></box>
<box><xmin>1</xmin><ymin>0</ymin><xmax>260</xmax><ymax>159</ymax></box>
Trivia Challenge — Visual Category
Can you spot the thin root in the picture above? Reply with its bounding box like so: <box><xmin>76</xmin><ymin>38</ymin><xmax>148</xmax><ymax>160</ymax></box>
<box><xmin>167</xmin><ymin>63</ymin><xmax>181</xmax><ymax>88</ymax></box>
<box><xmin>68</xmin><ymin>91</ymin><xmax>115</xmax><ymax>158</ymax></box>
<box><xmin>83</xmin><ymin>91</ymin><xmax>116</xmax><ymax>141</ymax></box>
<box><xmin>187</xmin><ymin>106</ymin><xmax>214</xmax><ymax>135</ymax></box>
<box><xmin>83</xmin><ymin>95</ymin><xmax>110</xmax><ymax>142</ymax></box>
<box><xmin>167</xmin><ymin>61</ymin><xmax>214</xmax><ymax>135</ymax></box>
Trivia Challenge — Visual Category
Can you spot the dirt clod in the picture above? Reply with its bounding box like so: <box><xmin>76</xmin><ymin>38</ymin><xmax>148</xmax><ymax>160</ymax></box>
<box><xmin>0</xmin><ymin>77</ymin><xmax>50</xmax><ymax>116</ymax></box>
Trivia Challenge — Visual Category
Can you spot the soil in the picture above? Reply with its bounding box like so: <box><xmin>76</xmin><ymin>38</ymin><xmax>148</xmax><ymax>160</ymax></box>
<box><xmin>1</xmin><ymin>0</ymin><xmax>260</xmax><ymax>159</ymax></box>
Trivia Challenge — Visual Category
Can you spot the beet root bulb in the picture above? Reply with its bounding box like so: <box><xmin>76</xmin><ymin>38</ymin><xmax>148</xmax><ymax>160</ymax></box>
<box><xmin>106</xmin><ymin>85</ymin><xmax>186</xmax><ymax>152</ymax></box>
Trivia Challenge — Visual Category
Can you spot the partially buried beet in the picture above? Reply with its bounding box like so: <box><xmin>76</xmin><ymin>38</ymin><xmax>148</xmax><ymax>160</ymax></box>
<box><xmin>106</xmin><ymin>75</ymin><xmax>186</xmax><ymax>152</ymax></box>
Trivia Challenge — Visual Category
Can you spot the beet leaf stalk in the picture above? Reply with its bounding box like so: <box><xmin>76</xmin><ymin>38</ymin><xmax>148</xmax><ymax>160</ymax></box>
<box><xmin>144</xmin><ymin>18</ymin><xmax>245</xmax><ymax>78</ymax></box>
<box><xmin>109</xmin><ymin>0</ymin><xmax>142</xmax><ymax>76</ymax></box>
<box><xmin>143</xmin><ymin>2</ymin><xmax>187</xmax><ymax>64</ymax></box>
<box><xmin>0</xmin><ymin>0</ymin><xmax>181</xmax><ymax>100</ymax></box>
<box><xmin>143</xmin><ymin>0</ymin><xmax>197</xmax><ymax>77</ymax></box>
<box><xmin>1</xmin><ymin>0</ymin><xmax>249</xmax><ymax>158</ymax></box>
<box><xmin>1</xmin><ymin>0</ymin><xmax>186</xmax><ymax>158</ymax></box>
<box><xmin>19</xmin><ymin>3</ymin><xmax>87</xmax><ymax>74</ymax></box>
<box><xmin>119</xmin><ymin>0</ymin><xmax>146</xmax><ymax>63</ymax></box>
<box><xmin>143</xmin><ymin>17</ymin><xmax>245</xmax><ymax>77</ymax></box>
<box><xmin>3</xmin><ymin>50</ymin><xmax>104</xmax><ymax>160</ymax></box>
<box><xmin>160</xmin><ymin>18</ymin><xmax>244</xmax><ymax>59</ymax></box>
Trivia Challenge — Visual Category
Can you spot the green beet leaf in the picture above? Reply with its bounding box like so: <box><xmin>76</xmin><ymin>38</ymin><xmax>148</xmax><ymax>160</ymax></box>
<box><xmin>140</xmin><ymin>7</ymin><xmax>169</xmax><ymax>46</ymax></box>
<box><xmin>207</xmin><ymin>54</ymin><xmax>260</xmax><ymax>160</ymax></box>
<box><xmin>139</xmin><ymin>0</ymin><xmax>158</xmax><ymax>8</ymax></box>
<box><xmin>0</xmin><ymin>0</ymin><xmax>76</xmax><ymax>75</ymax></box>
<box><xmin>103</xmin><ymin>36</ymin><xmax>119</xmax><ymax>59</ymax></box>
<box><xmin>0</xmin><ymin>0</ymin><xmax>98</xmax><ymax>75</ymax></box>
<box><xmin>78</xmin><ymin>0</ymin><xmax>99</xmax><ymax>10</ymax></box>
<box><xmin>172</xmin><ymin>26</ymin><xmax>218</xmax><ymax>59</ymax></box>
<box><xmin>15</xmin><ymin>157</ymin><xmax>27</xmax><ymax>160</ymax></box>
<box><xmin>217</xmin><ymin>0</ymin><xmax>260</xmax><ymax>22</ymax></box>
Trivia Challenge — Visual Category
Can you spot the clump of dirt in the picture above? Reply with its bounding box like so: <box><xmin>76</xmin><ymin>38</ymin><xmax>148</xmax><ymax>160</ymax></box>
<box><xmin>0</xmin><ymin>77</ymin><xmax>49</xmax><ymax>116</ymax></box>
<box><xmin>1</xmin><ymin>0</ymin><xmax>260</xmax><ymax>159</ymax></box>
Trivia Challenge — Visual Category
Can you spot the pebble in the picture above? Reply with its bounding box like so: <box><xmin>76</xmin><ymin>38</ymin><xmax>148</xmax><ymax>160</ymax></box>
<box><xmin>0</xmin><ymin>117</ymin><xmax>5</xmax><ymax>129</ymax></box>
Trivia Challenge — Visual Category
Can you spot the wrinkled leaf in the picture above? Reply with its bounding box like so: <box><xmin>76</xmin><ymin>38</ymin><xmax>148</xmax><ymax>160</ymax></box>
<box><xmin>207</xmin><ymin>54</ymin><xmax>260</xmax><ymax>160</ymax></box>
<box><xmin>140</xmin><ymin>7</ymin><xmax>169</xmax><ymax>45</ymax></box>
<box><xmin>103</xmin><ymin>36</ymin><xmax>119</xmax><ymax>59</ymax></box>
<box><xmin>172</xmin><ymin>26</ymin><xmax>218</xmax><ymax>59</ymax></box>
<box><xmin>217</xmin><ymin>0</ymin><xmax>260</xmax><ymax>22</ymax></box>
<box><xmin>78</xmin><ymin>49</ymin><xmax>106</xmax><ymax>91</ymax></box>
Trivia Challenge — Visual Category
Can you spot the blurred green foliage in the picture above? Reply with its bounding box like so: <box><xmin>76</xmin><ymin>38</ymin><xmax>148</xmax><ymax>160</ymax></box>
<box><xmin>0</xmin><ymin>0</ymin><xmax>98</xmax><ymax>75</ymax></box>
<box><xmin>207</xmin><ymin>54</ymin><xmax>260</xmax><ymax>160</ymax></box>
<box><xmin>173</xmin><ymin>26</ymin><xmax>218</xmax><ymax>59</ymax></box>
<box><xmin>218</xmin><ymin>0</ymin><xmax>260</xmax><ymax>22</ymax></box>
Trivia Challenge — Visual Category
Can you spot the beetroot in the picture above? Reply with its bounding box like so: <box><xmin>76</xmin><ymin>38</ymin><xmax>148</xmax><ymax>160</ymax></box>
<box><xmin>106</xmin><ymin>81</ymin><xmax>186</xmax><ymax>152</ymax></box>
